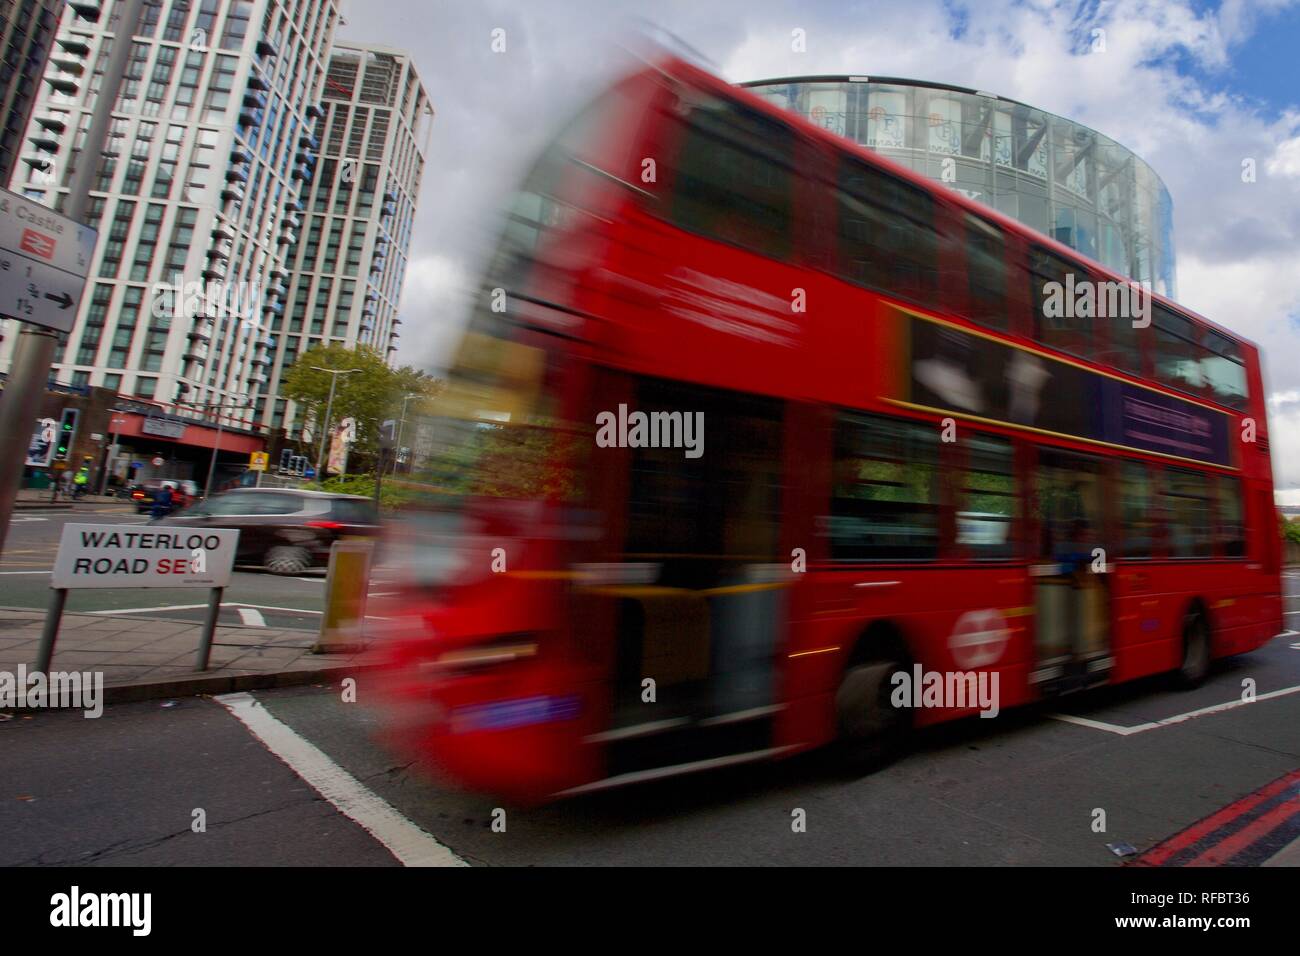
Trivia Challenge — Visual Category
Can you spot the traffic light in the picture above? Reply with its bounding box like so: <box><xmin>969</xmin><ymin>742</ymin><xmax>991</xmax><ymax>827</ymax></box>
<box><xmin>279</xmin><ymin>448</ymin><xmax>292</xmax><ymax>472</ymax></box>
<box><xmin>54</xmin><ymin>409</ymin><xmax>79</xmax><ymax>461</ymax></box>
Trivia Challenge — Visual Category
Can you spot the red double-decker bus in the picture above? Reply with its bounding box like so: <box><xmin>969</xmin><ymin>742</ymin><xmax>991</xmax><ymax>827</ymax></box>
<box><xmin>375</xmin><ymin>54</ymin><xmax>1283</xmax><ymax>801</ymax></box>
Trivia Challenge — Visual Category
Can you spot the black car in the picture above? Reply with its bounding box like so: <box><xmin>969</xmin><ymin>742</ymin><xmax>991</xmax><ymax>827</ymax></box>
<box><xmin>154</xmin><ymin>488</ymin><xmax>379</xmax><ymax>574</ymax></box>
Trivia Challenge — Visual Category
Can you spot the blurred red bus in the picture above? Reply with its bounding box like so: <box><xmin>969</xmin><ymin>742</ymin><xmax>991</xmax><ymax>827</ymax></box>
<box><xmin>376</xmin><ymin>55</ymin><xmax>1283</xmax><ymax>801</ymax></box>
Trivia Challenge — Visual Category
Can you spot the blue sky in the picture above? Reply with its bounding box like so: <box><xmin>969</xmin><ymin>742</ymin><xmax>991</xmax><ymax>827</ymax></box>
<box><xmin>341</xmin><ymin>0</ymin><xmax>1300</xmax><ymax>495</ymax></box>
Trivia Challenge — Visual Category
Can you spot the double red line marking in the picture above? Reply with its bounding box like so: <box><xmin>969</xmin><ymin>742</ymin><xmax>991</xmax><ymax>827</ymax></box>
<box><xmin>1134</xmin><ymin>768</ymin><xmax>1300</xmax><ymax>866</ymax></box>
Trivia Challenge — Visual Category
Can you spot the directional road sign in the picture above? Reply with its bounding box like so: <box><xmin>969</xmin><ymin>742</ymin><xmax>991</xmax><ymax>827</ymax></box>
<box><xmin>0</xmin><ymin>186</ymin><xmax>97</xmax><ymax>334</ymax></box>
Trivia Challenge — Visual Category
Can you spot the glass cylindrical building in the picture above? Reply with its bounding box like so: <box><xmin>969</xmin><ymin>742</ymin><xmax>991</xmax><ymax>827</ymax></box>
<box><xmin>742</xmin><ymin>75</ymin><xmax>1175</xmax><ymax>296</ymax></box>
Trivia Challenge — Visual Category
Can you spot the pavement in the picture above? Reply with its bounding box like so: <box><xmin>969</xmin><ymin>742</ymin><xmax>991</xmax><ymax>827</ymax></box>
<box><xmin>0</xmin><ymin>607</ymin><xmax>374</xmax><ymax>703</ymax></box>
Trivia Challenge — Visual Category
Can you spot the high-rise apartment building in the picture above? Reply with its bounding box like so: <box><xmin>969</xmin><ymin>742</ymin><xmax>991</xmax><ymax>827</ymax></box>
<box><xmin>265</xmin><ymin>41</ymin><xmax>429</xmax><ymax>438</ymax></box>
<box><xmin>0</xmin><ymin>0</ymin><xmax>339</xmax><ymax>441</ymax></box>
<box><xmin>0</xmin><ymin>0</ymin><xmax>65</xmax><ymax>187</ymax></box>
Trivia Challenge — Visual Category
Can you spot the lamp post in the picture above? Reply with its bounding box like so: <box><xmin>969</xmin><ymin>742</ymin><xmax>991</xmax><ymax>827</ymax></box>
<box><xmin>99</xmin><ymin>410</ymin><xmax>130</xmax><ymax>496</ymax></box>
<box><xmin>392</xmin><ymin>391</ymin><xmax>421</xmax><ymax>475</ymax></box>
<box><xmin>177</xmin><ymin>398</ymin><xmax>250</xmax><ymax>499</ymax></box>
<box><xmin>311</xmin><ymin>367</ymin><xmax>361</xmax><ymax>482</ymax></box>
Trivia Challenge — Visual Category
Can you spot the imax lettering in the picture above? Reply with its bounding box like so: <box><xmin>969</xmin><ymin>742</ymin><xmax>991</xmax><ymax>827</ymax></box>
<box><xmin>595</xmin><ymin>404</ymin><xmax>704</xmax><ymax>459</ymax></box>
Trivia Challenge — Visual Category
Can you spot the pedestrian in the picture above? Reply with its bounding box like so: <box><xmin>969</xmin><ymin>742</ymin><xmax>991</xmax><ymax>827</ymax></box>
<box><xmin>59</xmin><ymin>470</ymin><xmax>74</xmax><ymax>500</ymax></box>
<box><xmin>73</xmin><ymin>467</ymin><xmax>90</xmax><ymax>499</ymax></box>
<box><xmin>150</xmin><ymin>483</ymin><xmax>174</xmax><ymax>521</ymax></box>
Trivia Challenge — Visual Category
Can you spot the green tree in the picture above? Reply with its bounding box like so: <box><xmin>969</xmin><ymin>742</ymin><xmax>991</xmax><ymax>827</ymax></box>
<box><xmin>279</xmin><ymin>343</ymin><xmax>441</xmax><ymax>465</ymax></box>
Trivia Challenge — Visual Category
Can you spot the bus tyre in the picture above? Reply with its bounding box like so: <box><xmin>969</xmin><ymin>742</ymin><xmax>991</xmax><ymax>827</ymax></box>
<box><xmin>266</xmin><ymin>546</ymin><xmax>311</xmax><ymax>576</ymax></box>
<box><xmin>1175</xmin><ymin>610</ymin><xmax>1211</xmax><ymax>689</ymax></box>
<box><xmin>833</xmin><ymin>660</ymin><xmax>909</xmax><ymax>772</ymax></box>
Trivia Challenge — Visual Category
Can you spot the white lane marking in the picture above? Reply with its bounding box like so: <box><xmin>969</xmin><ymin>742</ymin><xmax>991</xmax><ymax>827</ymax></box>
<box><xmin>215</xmin><ymin>692</ymin><xmax>466</xmax><ymax>867</ymax></box>
<box><xmin>1049</xmin><ymin>683</ymin><xmax>1300</xmax><ymax>736</ymax></box>
<box><xmin>88</xmin><ymin>603</ymin><xmax>211</xmax><ymax>614</ymax></box>
<box><xmin>9</xmin><ymin>515</ymin><xmax>48</xmax><ymax>523</ymax></box>
<box><xmin>237</xmin><ymin>607</ymin><xmax>266</xmax><ymax>627</ymax></box>
<box><xmin>0</xmin><ymin>570</ymin><xmax>52</xmax><ymax>575</ymax></box>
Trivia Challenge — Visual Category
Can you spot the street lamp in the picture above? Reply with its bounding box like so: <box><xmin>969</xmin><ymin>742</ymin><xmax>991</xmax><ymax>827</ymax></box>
<box><xmin>392</xmin><ymin>391</ymin><xmax>422</xmax><ymax>475</ymax></box>
<box><xmin>98</xmin><ymin>410</ymin><xmax>130</xmax><ymax>496</ymax></box>
<box><xmin>311</xmin><ymin>367</ymin><xmax>362</xmax><ymax>482</ymax></box>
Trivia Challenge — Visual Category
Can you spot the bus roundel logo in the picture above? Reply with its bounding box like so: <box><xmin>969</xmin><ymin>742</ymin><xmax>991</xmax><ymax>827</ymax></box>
<box><xmin>949</xmin><ymin>609</ymin><xmax>1009</xmax><ymax>670</ymax></box>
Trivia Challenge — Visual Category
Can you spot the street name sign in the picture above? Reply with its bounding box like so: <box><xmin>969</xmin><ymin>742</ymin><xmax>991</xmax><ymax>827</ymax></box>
<box><xmin>51</xmin><ymin>524</ymin><xmax>239</xmax><ymax>589</ymax></box>
<box><xmin>0</xmin><ymin>186</ymin><xmax>97</xmax><ymax>334</ymax></box>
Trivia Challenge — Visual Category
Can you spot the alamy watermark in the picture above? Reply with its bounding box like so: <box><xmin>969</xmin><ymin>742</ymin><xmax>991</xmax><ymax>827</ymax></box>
<box><xmin>151</xmin><ymin>274</ymin><xmax>266</xmax><ymax>329</ymax></box>
<box><xmin>1041</xmin><ymin>274</ymin><xmax>1152</xmax><ymax>329</ymax></box>
<box><xmin>1</xmin><ymin>665</ymin><xmax>103</xmax><ymax>718</ymax></box>
<box><xmin>595</xmin><ymin>404</ymin><xmax>704</xmax><ymax>459</ymax></box>
<box><xmin>890</xmin><ymin>665</ymin><xmax>1000</xmax><ymax>718</ymax></box>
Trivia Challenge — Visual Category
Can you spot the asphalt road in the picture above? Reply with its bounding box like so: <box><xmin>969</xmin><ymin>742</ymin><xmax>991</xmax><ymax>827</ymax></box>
<box><xmin>2</xmin><ymin>560</ymin><xmax>1298</xmax><ymax>867</ymax></box>
<box><xmin>1</xmin><ymin>508</ymin><xmax>402</xmax><ymax>630</ymax></box>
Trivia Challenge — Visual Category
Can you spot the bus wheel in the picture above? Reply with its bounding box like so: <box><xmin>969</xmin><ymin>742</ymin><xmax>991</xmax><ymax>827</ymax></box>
<box><xmin>1175</xmin><ymin>609</ymin><xmax>1211</xmax><ymax>689</ymax></box>
<box><xmin>833</xmin><ymin>660</ymin><xmax>909</xmax><ymax>773</ymax></box>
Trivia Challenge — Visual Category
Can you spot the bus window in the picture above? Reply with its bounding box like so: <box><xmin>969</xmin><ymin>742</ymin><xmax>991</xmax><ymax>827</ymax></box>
<box><xmin>1214</xmin><ymin>474</ymin><xmax>1245</xmax><ymax>557</ymax></box>
<box><xmin>1029</xmin><ymin>246</ymin><xmax>1093</xmax><ymax>360</ymax></box>
<box><xmin>1202</xmin><ymin>330</ymin><xmax>1249</xmax><ymax>409</ymax></box>
<box><xmin>956</xmin><ymin>433</ymin><xmax>1016</xmax><ymax>558</ymax></box>
<box><xmin>828</xmin><ymin>412</ymin><xmax>940</xmax><ymax>561</ymax></box>
<box><xmin>667</xmin><ymin>91</ymin><xmax>795</xmax><ymax>261</ymax></box>
<box><xmin>1120</xmin><ymin>461</ymin><xmax>1155</xmax><ymax>558</ymax></box>
<box><xmin>835</xmin><ymin>158</ymin><xmax>938</xmax><ymax>302</ymax></box>
<box><xmin>1161</xmin><ymin>467</ymin><xmax>1213</xmax><ymax>558</ymax></box>
<box><xmin>1035</xmin><ymin>451</ymin><xmax>1104</xmax><ymax>561</ymax></box>
<box><xmin>1153</xmin><ymin>305</ymin><xmax>1205</xmax><ymax>395</ymax></box>
<box><xmin>964</xmin><ymin>215</ymin><xmax>1009</xmax><ymax>331</ymax></box>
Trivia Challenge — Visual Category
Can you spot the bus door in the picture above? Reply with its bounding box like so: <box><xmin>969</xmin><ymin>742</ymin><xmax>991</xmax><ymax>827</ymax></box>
<box><xmin>587</xmin><ymin>374</ymin><xmax>787</xmax><ymax>775</ymax></box>
<box><xmin>1030</xmin><ymin>450</ymin><xmax>1113</xmax><ymax>693</ymax></box>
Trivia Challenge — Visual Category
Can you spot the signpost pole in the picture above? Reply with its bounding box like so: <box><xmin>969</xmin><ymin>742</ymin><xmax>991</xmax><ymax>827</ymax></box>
<box><xmin>195</xmin><ymin>586</ymin><xmax>224</xmax><ymax>671</ymax></box>
<box><xmin>35</xmin><ymin>588</ymin><xmax>68</xmax><ymax>673</ymax></box>
<box><xmin>0</xmin><ymin>0</ymin><xmax>148</xmax><ymax>562</ymax></box>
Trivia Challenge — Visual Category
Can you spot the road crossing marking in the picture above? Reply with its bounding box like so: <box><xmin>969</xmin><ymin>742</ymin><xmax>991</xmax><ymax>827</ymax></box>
<box><xmin>1049</xmin><ymin>682</ymin><xmax>1300</xmax><ymax>736</ymax></box>
<box><xmin>237</xmin><ymin>607</ymin><xmax>266</xmax><ymax>627</ymax></box>
<box><xmin>215</xmin><ymin>692</ymin><xmax>467</xmax><ymax>868</ymax></box>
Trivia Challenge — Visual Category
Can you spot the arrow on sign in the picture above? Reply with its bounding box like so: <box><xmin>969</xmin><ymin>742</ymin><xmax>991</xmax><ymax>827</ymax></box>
<box><xmin>43</xmin><ymin>291</ymin><xmax>74</xmax><ymax>310</ymax></box>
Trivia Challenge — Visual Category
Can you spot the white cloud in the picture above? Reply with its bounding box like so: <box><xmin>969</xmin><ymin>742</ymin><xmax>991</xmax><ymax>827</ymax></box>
<box><xmin>346</xmin><ymin>0</ymin><xmax>1300</xmax><ymax>491</ymax></box>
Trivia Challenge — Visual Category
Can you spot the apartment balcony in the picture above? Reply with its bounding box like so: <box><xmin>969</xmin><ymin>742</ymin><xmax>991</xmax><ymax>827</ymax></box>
<box><xmin>44</xmin><ymin>76</ymin><xmax>78</xmax><ymax>96</ymax></box>
<box><xmin>289</xmin><ymin>196</ymin><xmax>305</xmax><ymax>213</ymax></box>
<box><xmin>201</xmin><ymin>263</ymin><xmax>227</xmax><ymax>281</ymax></box>
<box><xmin>230</xmin><ymin>146</ymin><xmax>252</xmax><ymax>165</ymax></box>
<box><xmin>182</xmin><ymin>350</ymin><xmax>207</xmax><ymax>365</ymax></box>
<box><xmin>276</xmin><ymin>231</ymin><xmax>298</xmax><ymax>246</ymax></box>
<box><xmin>34</xmin><ymin>115</ymin><xmax>67</xmax><ymax>133</ymax></box>
<box><xmin>22</xmin><ymin>155</ymin><xmax>53</xmax><ymax>173</ymax></box>
<box><xmin>284</xmin><ymin>214</ymin><xmax>301</xmax><ymax>230</ymax></box>
<box><xmin>249</xmin><ymin>372</ymin><xmax>269</xmax><ymax>386</ymax></box>
<box><xmin>212</xmin><ymin>223</ymin><xmax>235</xmax><ymax>242</ymax></box>
<box><xmin>268</xmin><ymin>267</ymin><xmax>287</xmax><ymax>284</ymax></box>
<box><xmin>237</xmin><ymin>107</ymin><xmax>263</xmax><ymax>128</ymax></box>
<box><xmin>305</xmin><ymin>104</ymin><xmax>324</xmax><ymax>120</ymax></box>
<box><xmin>298</xmin><ymin>134</ymin><xmax>319</xmax><ymax>151</ymax></box>
<box><xmin>225</xmin><ymin>167</ymin><xmax>249</xmax><ymax>184</ymax></box>
<box><xmin>382</xmin><ymin>201</ymin><xmax>396</xmax><ymax>218</ymax></box>
<box><xmin>69</xmin><ymin>2</ymin><xmax>101</xmax><ymax>22</ymax></box>
<box><xmin>188</xmin><ymin>328</ymin><xmax>212</xmax><ymax>344</ymax></box>
<box><xmin>206</xmin><ymin>245</ymin><xmax>231</xmax><ymax>262</ymax></box>
<box><xmin>256</xmin><ymin>38</ymin><xmax>279</xmax><ymax>59</ymax></box>
<box><xmin>263</xmin><ymin>299</ymin><xmax>284</xmax><ymax>315</ymax></box>
<box><xmin>290</xmin><ymin>165</ymin><xmax>312</xmax><ymax>183</ymax></box>
<box><xmin>221</xmin><ymin>184</ymin><xmax>245</xmax><ymax>203</ymax></box>
<box><xmin>247</xmin><ymin>72</ymin><xmax>270</xmax><ymax>92</ymax></box>
<box><xmin>56</xmin><ymin>37</ymin><xmax>92</xmax><ymax>57</ymax></box>
<box><xmin>268</xmin><ymin>283</ymin><xmax>288</xmax><ymax>299</ymax></box>
<box><xmin>383</xmin><ymin>187</ymin><xmax>398</xmax><ymax>203</ymax></box>
<box><xmin>49</xmin><ymin>57</ymin><xmax>85</xmax><ymax>76</ymax></box>
<box><xmin>249</xmin><ymin>355</ymin><xmax>269</xmax><ymax>368</ymax></box>
<box><xmin>360</xmin><ymin>320</ymin><xmax>374</xmax><ymax>334</ymax></box>
<box><xmin>243</xmin><ymin>90</ymin><xmax>267</xmax><ymax>111</ymax></box>
<box><xmin>29</xmin><ymin>131</ymin><xmax>59</xmax><ymax>153</ymax></box>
